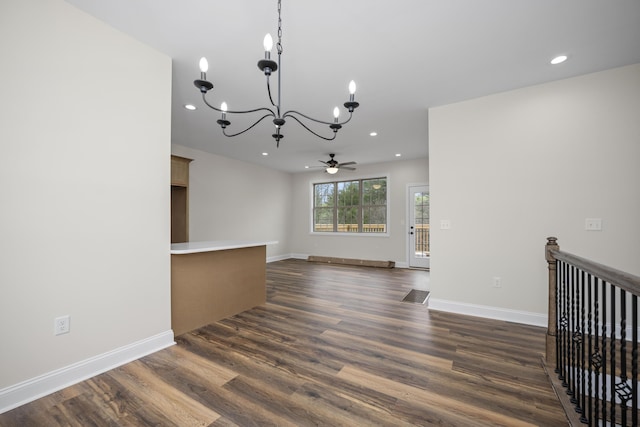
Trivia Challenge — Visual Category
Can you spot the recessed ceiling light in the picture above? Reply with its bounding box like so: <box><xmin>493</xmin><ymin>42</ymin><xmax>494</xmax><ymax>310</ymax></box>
<box><xmin>262</xmin><ymin>152</ymin><xmax>268</xmax><ymax>156</ymax></box>
<box><xmin>395</xmin><ymin>153</ymin><xmax>402</xmax><ymax>157</ymax></box>
<box><xmin>550</xmin><ymin>55</ymin><xmax>568</xmax><ymax>65</ymax></box>
<box><xmin>184</xmin><ymin>104</ymin><xmax>196</xmax><ymax>110</ymax></box>
<box><xmin>304</xmin><ymin>165</ymin><xmax>310</xmax><ymax>169</ymax></box>
<box><xmin>370</xmin><ymin>132</ymin><xmax>378</xmax><ymax>137</ymax></box>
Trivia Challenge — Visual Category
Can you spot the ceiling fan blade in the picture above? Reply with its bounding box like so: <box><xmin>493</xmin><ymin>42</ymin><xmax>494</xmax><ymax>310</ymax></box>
<box><xmin>319</xmin><ymin>160</ymin><xmax>329</xmax><ymax>165</ymax></box>
<box><xmin>341</xmin><ymin>166</ymin><xmax>357</xmax><ymax>171</ymax></box>
<box><xmin>339</xmin><ymin>161</ymin><xmax>356</xmax><ymax>166</ymax></box>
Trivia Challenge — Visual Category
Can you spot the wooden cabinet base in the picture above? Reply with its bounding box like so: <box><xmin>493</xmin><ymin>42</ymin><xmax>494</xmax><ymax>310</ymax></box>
<box><xmin>171</xmin><ymin>245</ymin><xmax>266</xmax><ymax>336</ymax></box>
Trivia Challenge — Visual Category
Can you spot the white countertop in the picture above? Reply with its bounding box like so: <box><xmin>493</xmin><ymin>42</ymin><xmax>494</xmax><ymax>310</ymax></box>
<box><xmin>170</xmin><ymin>240</ymin><xmax>278</xmax><ymax>255</ymax></box>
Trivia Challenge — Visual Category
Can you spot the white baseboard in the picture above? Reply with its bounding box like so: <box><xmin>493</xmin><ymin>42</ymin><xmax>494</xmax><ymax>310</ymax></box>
<box><xmin>0</xmin><ymin>330</ymin><xmax>175</xmax><ymax>414</ymax></box>
<box><xmin>428</xmin><ymin>298</ymin><xmax>547</xmax><ymax>327</ymax></box>
<box><xmin>267</xmin><ymin>253</ymin><xmax>308</xmax><ymax>262</ymax></box>
<box><xmin>394</xmin><ymin>262</ymin><xmax>409</xmax><ymax>268</ymax></box>
<box><xmin>266</xmin><ymin>253</ymin><xmax>292</xmax><ymax>263</ymax></box>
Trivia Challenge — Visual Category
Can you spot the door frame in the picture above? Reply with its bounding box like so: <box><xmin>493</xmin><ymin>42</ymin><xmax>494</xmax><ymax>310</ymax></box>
<box><xmin>407</xmin><ymin>184</ymin><xmax>430</xmax><ymax>268</ymax></box>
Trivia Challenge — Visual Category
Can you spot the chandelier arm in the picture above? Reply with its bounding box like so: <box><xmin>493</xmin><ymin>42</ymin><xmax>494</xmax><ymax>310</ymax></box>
<box><xmin>284</xmin><ymin>110</ymin><xmax>354</xmax><ymax>126</ymax></box>
<box><xmin>335</xmin><ymin>112</ymin><xmax>354</xmax><ymax>126</ymax></box>
<box><xmin>202</xmin><ymin>93</ymin><xmax>275</xmax><ymax>116</ymax></box>
<box><xmin>285</xmin><ymin>115</ymin><xmax>338</xmax><ymax>141</ymax></box>
<box><xmin>221</xmin><ymin>114</ymin><xmax>275</xmax><ymax>138</ymax></box>
<box><xmin>266</xmin><ymin>77</ymin><xmax>277</xmax><ymax>108</ymax></box>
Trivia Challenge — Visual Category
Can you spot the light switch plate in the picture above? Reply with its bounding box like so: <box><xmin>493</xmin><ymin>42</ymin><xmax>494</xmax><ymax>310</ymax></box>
<box><xmin>440</xmin><ymin>219</ymin><xmax>451</xmax><ymax>230</ymax></box>
<box><xmin>585</xmin><ymin>218</ymin><xmax>602</xmax><ymax>231</ymax></box>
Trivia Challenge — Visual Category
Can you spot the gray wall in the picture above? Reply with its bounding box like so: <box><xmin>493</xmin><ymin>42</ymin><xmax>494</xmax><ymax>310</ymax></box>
<box><xmin>429</xmin><ymin>64</ymin><xmax>640</xmax><ymax>321</ymax></box>
<box><xmin>0</xmin><ymin>0</ymin><xmax>172</xmax><ymax>404</ymax></box>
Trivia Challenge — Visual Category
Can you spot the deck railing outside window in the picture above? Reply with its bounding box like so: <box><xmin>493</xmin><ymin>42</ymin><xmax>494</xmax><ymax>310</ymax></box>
<box><xmin>312</xmin><ymin>224</ymin><xmax>429</xmax><ymax>255</ymax></box>
<box><xmin>415</xmin><ymin>224</ymin><xmax>429</xmax><ymax>255</ymax></box>
<box><xmin>314</xmin><ymin>223</ymin><xmax>387</xmax><ymax>233</ymax></box>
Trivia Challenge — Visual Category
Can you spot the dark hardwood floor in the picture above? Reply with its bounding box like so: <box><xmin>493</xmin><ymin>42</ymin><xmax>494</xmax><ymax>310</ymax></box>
<box><xmin>0</xmin><ymin>259</ymin><xmax>567</xmax><ymax>426</ymax></box>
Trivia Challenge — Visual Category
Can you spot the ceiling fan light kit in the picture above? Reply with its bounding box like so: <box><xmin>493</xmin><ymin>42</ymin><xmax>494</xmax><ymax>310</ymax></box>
<box><xmin>326</xmin><ymin>167</ymin><xmax>339</xmax><ymax>175</ymax></box>
<box><xmin>193</xmin><ymin>0</ymin><xmax>359</xmax><ymax>148</ymax></box>
<box><xmin>319</xmin><ymin>153</ymin><xmax>357</xmax><ymax>174</ymax></box>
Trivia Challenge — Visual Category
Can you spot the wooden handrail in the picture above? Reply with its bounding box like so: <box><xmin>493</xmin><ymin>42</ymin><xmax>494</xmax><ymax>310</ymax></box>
<box><xmin>549</xmin><ymin>249</ymin><xmax>640</xmax><ymax>297</ymax></box>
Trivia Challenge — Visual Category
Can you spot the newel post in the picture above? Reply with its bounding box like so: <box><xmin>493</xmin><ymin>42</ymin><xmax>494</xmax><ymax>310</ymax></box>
<box><xmin>545</xmin><ymin>237</ymin><xmax>559</xmax><ymax>366</ymax></box>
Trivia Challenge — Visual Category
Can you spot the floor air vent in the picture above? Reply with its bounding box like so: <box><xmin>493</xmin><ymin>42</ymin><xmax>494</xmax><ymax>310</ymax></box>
<box><xmin>402</xmin><ymin>289</ymin><xmax>430</xmax><ymax>304</ymax></box>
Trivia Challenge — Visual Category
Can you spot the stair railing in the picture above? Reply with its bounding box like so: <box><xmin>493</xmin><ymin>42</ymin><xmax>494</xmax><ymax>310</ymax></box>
<box><xmin>545</xmin><ymin>237</ymin><xmax>640</xmax><ymax>426</ymax></box>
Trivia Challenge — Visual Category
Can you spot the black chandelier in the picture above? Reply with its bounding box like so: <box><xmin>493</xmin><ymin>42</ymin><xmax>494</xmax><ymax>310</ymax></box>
<box><xmin>193</xmin><ymin>0</ymin><xmax>359</xmax><ymax>148</ymax></box>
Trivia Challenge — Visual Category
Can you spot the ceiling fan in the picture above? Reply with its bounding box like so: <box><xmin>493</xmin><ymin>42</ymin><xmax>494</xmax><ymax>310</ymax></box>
<box><xmin>319</xmin><ymin>153</ymin><xmax>357</xmax><ymax>174</ymax></box>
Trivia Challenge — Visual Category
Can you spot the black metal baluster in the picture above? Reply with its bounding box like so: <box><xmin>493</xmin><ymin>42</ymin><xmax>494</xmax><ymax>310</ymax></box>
<box><xmin>593</xmin><ymin>276</ymin><xmax>601</xmax><ymax>426</ymax></box>
<box><xmin>570</xmin><ymin>265</ymin><xmax>577</xmax><ymax>404</ymax></box>
<box><xmin>610</xmin><ymin>283</ymin><xmax>616</xmax><ymax>425</ymax></box>
<box><xmin>578</xmin><ymin>269</ymin><xmax>586</xmax><ymax>421</ymax></box>
<box><xmin>601</xmin><ymin>280</ymin><xmax>608</xmax><ymax>423</ymax></box>
<box><xmin>617</xmin><ymin>290</ymin><xmax>628</xmax><ymax>426</ymax></box>
<box><xmin>563</xmin><ymin>264</ymin><xmax>571</xmax><ymax>394</ymax></box>
<box><xmin>560</xmin><ymin>261</ymin><xmax>568</xmax><ymax>385</ymax></box>
<box><xmin>633</xmin><ymin>294</ymin><xmax>638</xmax><ymax>427</ymax></box>
<box><xmin>572</xmin><ymin>266</ymin><xmax>582</xmax><ymax>411</ymax></box>
<box><xmin>580</xmin><ymin>273</ymin><xmax>593</xmax><ymax>424</ymax></box>
<box><xmin>556</xmin><ymin>259</ymin><xmax>561</xmax><ymax>375</ymax></box>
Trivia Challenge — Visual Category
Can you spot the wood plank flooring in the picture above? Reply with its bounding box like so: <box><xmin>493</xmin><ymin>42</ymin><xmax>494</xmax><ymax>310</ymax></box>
<box><xmin>0</xmin><ymin>259</ymin><xmax>568</xmax><ymax>426</ymax></box>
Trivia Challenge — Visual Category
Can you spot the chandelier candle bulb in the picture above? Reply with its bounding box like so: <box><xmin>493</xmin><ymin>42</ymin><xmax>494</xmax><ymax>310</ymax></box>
<box><xmin>343</xmin><ymin>80</ymin><xmax>359</xmax><ymax>113</ymax></box>
<box><xmin>263</xmin><ymin>34</ymin><xmax>273</xmax><ymax>58</ymax></box>
<box><xmin>199</xmin><ymin>57</ymin><xmax>208</xmax><ymax>79</ymax></box>
<box><xmin>216</xmin><ymin>101</ymin><xmax>231</xmax><ymax>128</ymax></box>
<box><xmin>333</xmin><ymin>107</ymin><xmax>340</xmax><ymax>121</ymax></box>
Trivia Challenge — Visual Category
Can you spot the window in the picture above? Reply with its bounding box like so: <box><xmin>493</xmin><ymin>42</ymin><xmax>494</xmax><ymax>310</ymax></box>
<box><xmin>313</xmin><ymin>177</ymin><xmax>387</xmax><ymax>233</ymax></box>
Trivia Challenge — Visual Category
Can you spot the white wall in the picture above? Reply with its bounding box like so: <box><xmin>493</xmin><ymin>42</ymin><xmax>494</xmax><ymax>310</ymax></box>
<box><xmin>290</xmin><ymin>158</ymin><xmax>429</xmax><ymax>265</ymax></box>
<box><xmin>171</xmin><ymin>145</ymin><xmax>293</xmax><ymax>260</ymax></box>
<box><xmin>0</xmin><ymin>0</ymin><xmax>172</xmax><ymax>410</ymax></box>
<box><xmin>429</xmin><ymin>64</ymin><xmax>640</xmax><ymax>322</ymax></box>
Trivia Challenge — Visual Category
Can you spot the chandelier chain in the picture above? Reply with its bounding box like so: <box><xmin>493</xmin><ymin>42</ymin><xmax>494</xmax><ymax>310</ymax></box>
<box><xmin>277</xmin><ymin>0</ymin><xmax>283</xmax><ymax>54</ymax></box>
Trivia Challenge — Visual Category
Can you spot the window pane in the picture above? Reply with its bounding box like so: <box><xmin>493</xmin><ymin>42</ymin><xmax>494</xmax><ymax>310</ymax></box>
<box><xmin>337</xmin><ymin>181</ymin><xmax>359</xmax><ymax>206</ymax></box>
<box><xmin>314</xmin><ymin>183</ymin><xmax>334</xmax><ymax>207</ymax></box>
<box><xmin>363</xmin><ymin>206</ymin><xmax>386</xmax><ymax>232</ymax></box>
<box><xmin>414</xmin><ymin>192</ymin><xmax>429</xmax><ymax>224</ymax></box>
<box><xmin>312</xmin><ymin>177</ymin><xmax>387</xmax><ymax>234</ymax></box>
<box><xmin>314</xmin><ymin>207</ymin><xmax>333</xmax><ymax>232</ymax></box>
<box><xmin>363</xmin><ymin>178</ymin><xmax>386</xmax><ymax>206</ymax></box>
<box><xmin>414</xmin><ymin>191</ymin><xmax>429</xmax><ymax>254</ymax></box>
<box><xmin>337</xmin><ymin>206</ymin><xmax>359</xmax><ymax>232</ymax></box>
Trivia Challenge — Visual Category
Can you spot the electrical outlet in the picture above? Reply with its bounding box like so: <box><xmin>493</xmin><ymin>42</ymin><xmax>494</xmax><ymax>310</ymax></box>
<box><xmin>54</xmin><ymin>315</ymin><xmax>70</xmax><ymax>335</ymax></box>
<box><xmin>493</xmin><ymin>277</ymin><xmax>502</xmax><ymax>288</ymax></box>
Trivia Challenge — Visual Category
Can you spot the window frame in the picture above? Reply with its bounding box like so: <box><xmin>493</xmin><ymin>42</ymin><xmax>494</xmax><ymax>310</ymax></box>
<box><xmin>311</xmin><ymin>175</ymin><xmax>390</xmax><ymax>236</ymax></box>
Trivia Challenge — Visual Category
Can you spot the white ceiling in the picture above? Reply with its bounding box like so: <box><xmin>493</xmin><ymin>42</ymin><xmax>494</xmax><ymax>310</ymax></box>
<box><xmin>65</xmin><ymin>0</ymin><xmax>640</xmax><ymax>173</ymax></box>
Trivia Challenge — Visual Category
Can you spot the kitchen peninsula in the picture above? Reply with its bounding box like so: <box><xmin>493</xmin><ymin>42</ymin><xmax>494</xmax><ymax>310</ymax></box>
<box><xmin>170</xmin><ymin>240</ymin><xmax>277</xmax><ymax>336</ymax></box>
